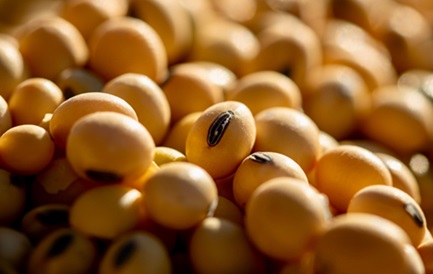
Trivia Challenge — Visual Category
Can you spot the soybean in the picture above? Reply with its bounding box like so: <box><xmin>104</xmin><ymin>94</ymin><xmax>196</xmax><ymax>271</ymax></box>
<box><xmin>49</xmin><ymin>92</ymin><xmax>138</xmax><ymax>149</ymax></box>
<box><xmin>143</xmin><ymin>162</ymin><xmax>218</xmax><ymax>230</ymax></box>
<box><xmin>103</xmin><ymin>73</ymin><xmax>171</xmax><ymax>145</ymax></box>
<box><xmin>232</xmin><ymin>151</ymin><xmax>308</xmax><ymax>208</ymax></box>
<box><xmin>66</xmin><ymin>111</ymin><xmax>154</xmax><ymax>185</ymax></box>
<box><xmin>8</xmin><ymin>77</ymin><xmax>64</xmax><ymax>126</ymax></box>
<box><xmin>313</xmin><ymin>213</ymin><xmax>425</xmax><ymax>274</ymax></box>
<box><xmin>314</xmin><ymin>144</ymin><xmax>392</xmax><ymax>212</ymax></box>
<box><xmin>186</xmin><ymin>101</ymin><xmax>256</xmax><ymax>179</ymax></box>
<box><xmin>254</xmin><ymin>107</ymin><xmax>321</xmax><ymax>173</ymax></box>
<box><xmin>347</xmin><ymin>185</ymin><xmax>428</xmax><ymax>247</ymax></box>
<box><xmin>70</xmin><ymin>184</ymin><xmax>143</xmax><ymax>239</ymax></box>
<box><xmin>0</xmin><ymin>125</ymin><xmax>55</xmax><ymax>175</ymax></box>
<box><xmin>99</xmin><ymin>231</ymin><xmax>171</xmax><ymax>274</ymax></box>
<box><xmin>20</xmin><ymin>204</ymin><xmax>70</xmax><ymax>243</ymax></box>
<box><xmin>27</xmin><ymin>228</ymin><xmax>96</xmax><ymax>274</ymax></box>
<box><xmin>245</xmin><ymin>177</ymin><xmax>330</xmax><ymax>261</ymax></box>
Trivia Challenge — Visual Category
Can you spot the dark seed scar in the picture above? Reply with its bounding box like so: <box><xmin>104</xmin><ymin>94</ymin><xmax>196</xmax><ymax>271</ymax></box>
<box><xmin>114</xmin><ymin>239</ymin><xmax>137</xmax><ymax>268</ymax></box>
<box><xmin>250</xmin><ymin>152</ymin><xmax>273</xmax><ymax>163</ymax></box>
<box><xmin>404</xmin><ymin>203</ymin><xmax>424</xmax><ymax>227</ymax></box>
<box><xmin>46</xmin><ymin>233</ymin><xmax>74</xmax><ymax>258</ymax></box>
<box><xmin>207</xmin><ymin>111</ymin><xmax>234</xmax><ymax>147</ymax></box>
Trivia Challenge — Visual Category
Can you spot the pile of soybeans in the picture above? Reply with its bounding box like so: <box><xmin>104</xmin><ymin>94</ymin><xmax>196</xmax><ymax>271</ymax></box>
<box><xmin>0</xmin><ymin>0</ymin><xmax>433</xmax><ymax>273</ymax></box>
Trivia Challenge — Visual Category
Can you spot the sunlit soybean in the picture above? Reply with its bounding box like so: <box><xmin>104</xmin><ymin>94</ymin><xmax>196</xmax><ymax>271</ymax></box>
<box><xmin>186</xmin><ymin>101</ymin><xmax>256</xmax><ymax>179</ymax></box>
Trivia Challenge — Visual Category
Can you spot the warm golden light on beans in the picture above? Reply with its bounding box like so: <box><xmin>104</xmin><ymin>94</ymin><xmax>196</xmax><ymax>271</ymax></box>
<box><xmin>186</xmin><ymin>101</ymin><xmax>256</xmax><ymax>179</ymax></box>
<box><xmin>38</xmin><ymin>113</ymin><xmax>52</xmax><ymax>132</ymax></box>
<box><xmin>133</xmin><ymin>0</ymin><xmax>193</xmax><ymax>64</ymax></box>
<box><xmin>191</xmin><ymin>19</ymin><xmax>259</xmax><ymax>77</ymax></box>
<box><xmin>227</xmin><ymin>70</ymin><xmax>302</xmax><ymax>115</ymax></box>
<box><xmin>161</xmin><ymin>62</ymin><xmax>224</xmax><ymax>123</ymax></box>
<box><xmin>66</xmin><ymin>111</ymin><xmax>154</xmax><ymax>185</ymax></box>
<box><xmin>189</xmin><ymin>61</ymin><xmax>237</xmax><ymax>100</ymax></box>
<box><xmin>103</xmin><ymin>73</ymin><xmax>171</xmax><ymax>145</ymax></box>
<box><xmin>254</xmin><ymin>107</ymin><xmax>321</xmax><ymax>173</ymax></box>
<box><xmin>8</xmin><ymin>78</ymin><xmax>64</xmax><ymax>126</ymax></box>
<box><xmin>330</xmin><ymin>0</ymin><xmax>390</xmax><ymax>36</ymax></box>
<box><xmin>376</xmin><ymin>152</ymin><xmax>422</xmax><ymax>204</ymax></box>
<box><xmin>315</xmin><ymin>145</ymin><xmax>392</xmax><ymax>213</ymax></box>
<box><xmin>362</xmin><ymin>85</ymin><xmax>433</xmax><ymax>154</ymax></box>
<box><xmin>252</xmin><ymin>14</ymin><xmax>322</xmax><ymax>89</ymax></box>
<box><xmin>125</xmin><ymin>161</ymin><xmax>159</xmax><ymax>191</ymax></box>
<box><xmin>318</xmin><ymin>130</ymin><xmax>340</xmax><ymax>155</ymax></box>
<box><xmin>208</xmin><ymin>0</ymin><xmax>256</xmax><ymax>23</ymax></box>
<box><xmin>313</xmin><ymin>213</ymin><xmax>425</xmax><ymax>274</ymax></box>
<box><xmin>322</xmin><ymin>18</ymin><xmax>398</xmax><ymax>91</ymax></box>
<box><xmin>233</xmin><ymin>151</ymin><xmax>309</xmax><ymax>208</ymax></box>
<box><xmin>372</xmin><ymin>3</ymin><xmax>432</xmax><ymax>73</ymax></box>
<box><xmin>303</xmin><ymin>64</ymin><xmax>371</xmax><ymax>140</ymax></box>
<box><xmin>189</xmin><ymin>217</ymin><xmax>264</xmax><ymax>274</ymax></box>
<box><xmin>153</xmin><ymin>146</ymin><xmax>186</xmax><ymax>166</ymax></box>
<box><xmin>70</xmin><ymin>184</ymin><xmax>143</xmax><ymax>239</ymax></box>
<box><xmin>348</xmin><ymin>185</ymin><xmax>428</xmax><ymax>247</ymax></box>
<box><xmin>177</xmin><ymin>0</ymin><xmax>217</xmax><ymax>31</ymax></box>
<box><xmin>246</xmin><ymin>177</ymin><xmax>330</xmax><ymax>261</ymax></box>
<box><xmin>17</xmin><ymin>17</ymin><xmax>88</xmax><ymax>80</ymax></box>
<box><xmin>399</xmin><ymin>69</ymin><xmax>433</xmax><ymax>105</ymax></box>
<box><xmin>162</xmin><ymin>111</ymin><xmax>202</xmax><ymax>154</ymax></box>
<box><xmin>397</xmin><ymin>69</ymin><xmax>433</xmax><ymax>91</ymax></box>
<box><xmin>0</xmin><ymin>35</ymin><xmax>27</xmax><ymax>100</ymax></box>
<box><xmin>0</xmin><ymin>125</ymin><xmax>55</xmax><ymax>175</ymax></box>
<box><xmin>143</xmin><ymin>162</ymin><xmax>218</xmax><ymax>230</ymax></box>
<box><xmin>3</xmin><ymin>1</ymin><xmax>433</xmax><ymax>273</ymax></box>
<box><xmin>60</xmin><ymin>0</ymin><xmax>129</xmax><ymax>41</ymax></box>
<box><xmin>321</xmin><ymin>19</ymin><xmax>390</xmax><ymax>60</ymax></box>
<box><xmin>88</xmin><ymin>16</ymin><xmax>167</xmax><ymax>83</ymax></box>
<box><xmin>49</xmin><ymin>92</ymin><xmax>138</xmax><ymax>149</ymax></box>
